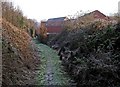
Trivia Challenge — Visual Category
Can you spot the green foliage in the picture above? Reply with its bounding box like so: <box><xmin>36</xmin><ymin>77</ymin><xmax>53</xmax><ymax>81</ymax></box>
<box><xmin>19</xmin><ymin>17</ymin><xmax>24</xmax><ymax>28</ymax></box>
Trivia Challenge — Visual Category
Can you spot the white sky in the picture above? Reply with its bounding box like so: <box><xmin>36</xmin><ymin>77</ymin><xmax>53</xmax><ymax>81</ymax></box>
<box><xmin>11</xmin><ymin>0</ymin><xmax>120</xmax><ymax>22</ymax></box>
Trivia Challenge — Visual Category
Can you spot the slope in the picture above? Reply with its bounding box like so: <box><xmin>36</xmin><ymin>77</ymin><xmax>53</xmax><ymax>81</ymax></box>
<box><xmin>1</xmin><ymin>19</ymin><xmax>40</xmax><ymax>85</ymax></box>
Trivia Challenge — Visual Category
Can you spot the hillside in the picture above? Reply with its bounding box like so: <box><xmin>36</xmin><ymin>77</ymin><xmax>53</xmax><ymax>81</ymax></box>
<box><xmin>1</xmin><ymin>19</ymin><xmax>40</xmax><ymax>85</ymax></box>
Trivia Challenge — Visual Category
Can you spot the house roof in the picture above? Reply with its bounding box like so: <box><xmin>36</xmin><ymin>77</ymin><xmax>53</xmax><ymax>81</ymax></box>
<box><xmin>46</xmin><ymin>17</ymin><xmax>67</xmax><ymax>27</ymax></box>
<box><xmin>47</xmin><ymin>17</ymin><xmax>66</xmax><ymax>21</ymax></box>
<box><xmin>88</xmin><ymin>10</ymin><xmax>107</xmax><ymax>17</ymax></box>
<box><xmin>78</xmin><ymin>10</ymin><xmax>110</xmax><ymax>20</ymax></box>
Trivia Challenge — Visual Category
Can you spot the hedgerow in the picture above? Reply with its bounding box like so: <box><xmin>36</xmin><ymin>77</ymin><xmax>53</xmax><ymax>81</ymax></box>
<box><xmin>49</xmin><ymin>21</ymin><xmax>120</xmax><ymax>87</ymax></box>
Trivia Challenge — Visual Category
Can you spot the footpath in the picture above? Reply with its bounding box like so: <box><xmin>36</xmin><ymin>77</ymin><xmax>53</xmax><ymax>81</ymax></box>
<box><xmin>33</xmin><ymin>39</ymin><xmax>75</xmax><ymax>86</ymax></box>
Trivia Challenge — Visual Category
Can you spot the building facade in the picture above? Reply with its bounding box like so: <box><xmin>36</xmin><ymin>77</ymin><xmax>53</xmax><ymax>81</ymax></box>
<box><xmin>46</xmin><ymin>17</ymin><xmax>67</xmax><ymax>34</ymax></box>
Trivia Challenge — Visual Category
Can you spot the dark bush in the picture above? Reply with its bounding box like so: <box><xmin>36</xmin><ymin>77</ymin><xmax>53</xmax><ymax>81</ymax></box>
<box><xmin>49</xmin><ymin>22</ymin><xmax>120</xmax><ymax>87</ymax></box>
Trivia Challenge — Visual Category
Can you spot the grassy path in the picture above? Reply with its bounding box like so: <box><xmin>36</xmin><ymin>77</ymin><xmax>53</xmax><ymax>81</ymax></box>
<box><xmin>33</xmin><ymin>39</ymin><xmax>75</xmax><ymax>86</ymax></box>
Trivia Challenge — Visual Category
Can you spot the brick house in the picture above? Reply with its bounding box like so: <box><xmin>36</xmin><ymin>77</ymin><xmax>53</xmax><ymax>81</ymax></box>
<box><xmin>65</xmin><ymin>10</ymin><xmax>111</xmax><ymax>29</ymax></box>
<box><xmin>46</xmin><ymin>17</ymin><xmax>67</xmax><ymax>34</ymax></box>
<box><xmin>44</xmin><ymin>10</ymin><xmax>110</xmax><ymax>35</ymax></box>
<box><xmin>90</xmin><ymin>10</ymin><xmax>110</xmax><ymax>20</ymax></box>
<box><xmin>78</xmin><ymin>10</ymin><xmax>110</xmax><ymax>21</ymax></box>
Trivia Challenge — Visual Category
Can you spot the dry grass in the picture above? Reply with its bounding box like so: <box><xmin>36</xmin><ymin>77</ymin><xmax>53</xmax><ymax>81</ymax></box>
<box><xmin>1</xmin><ymin>19</ymin><xmax>40</xmax><ymax>85</ymax></box>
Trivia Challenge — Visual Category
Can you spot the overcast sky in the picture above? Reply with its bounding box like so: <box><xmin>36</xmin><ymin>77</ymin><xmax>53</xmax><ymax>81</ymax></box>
<box><xmin>12</xmin><ymin>0</ymin><xmax>120</xmax><ymax>22</ymax></box>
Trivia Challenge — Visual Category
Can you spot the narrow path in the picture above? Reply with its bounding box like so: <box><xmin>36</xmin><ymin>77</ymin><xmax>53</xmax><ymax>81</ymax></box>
<box><xmin>33</xmin><ymin>39</ymin><xmax>75</xmax><ymax>86</ymax></box>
